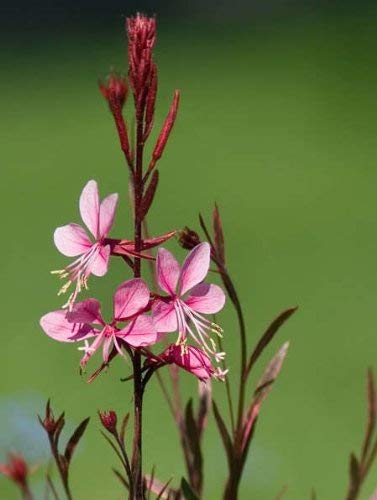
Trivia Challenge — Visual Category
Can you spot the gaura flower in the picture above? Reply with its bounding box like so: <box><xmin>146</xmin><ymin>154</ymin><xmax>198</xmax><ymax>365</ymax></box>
<box><xmin>152</xmin><ymin>242</ymin><xmax>226</xmax><ymax>362</ymax></box>
<box><xmin>52</xmin><ymin>180</ymin><xmax>118</xmax><ymax>308</ymax></box>
<box><xmin>158</xmin><ymin>344</ymin><xmax>228</xmax><ymax>381</ymax></box>
<box><xmin>40</xmin><ymin>278</ymin><xmax>160</xmax><ymax>368</ymax></box>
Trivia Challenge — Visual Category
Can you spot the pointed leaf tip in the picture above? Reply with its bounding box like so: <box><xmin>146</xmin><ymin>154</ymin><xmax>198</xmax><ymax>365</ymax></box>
<box><xmin>180</xmin><ymin>477</ymin><xmax>199</xmax><ymax>500</ymax></box>
<box><xmin>64</xmin><ymin>417</ymin><xmax>90</xmax><ymax>464</ymax></box>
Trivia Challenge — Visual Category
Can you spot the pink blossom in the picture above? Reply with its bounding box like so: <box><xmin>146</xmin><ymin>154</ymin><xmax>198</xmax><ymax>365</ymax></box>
<box><xmin>152</xmin><ymin>242</ymin><xmax>226</xmax><ymax>362</ymax></box>
<box><xmin>52</xmin><ymin>180</ymin><xmax>118</xmax><ymax>308</ymax></box>
<box><xmin>40</xmin><ymin>278</ymin><xmax>161</xmax><ymax>368</ymax></box>
<box><xmin>157</xmin><ymin>344</ymin><xmax>228</xmax><ymax>381</ymax></box>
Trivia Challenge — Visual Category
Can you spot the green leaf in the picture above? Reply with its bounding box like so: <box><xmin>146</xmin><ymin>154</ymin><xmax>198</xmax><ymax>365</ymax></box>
<box><xmin>181</xmin><ymin>477</ymin><xmax>199</xmax><ymax>500</ymax></box>
<box><xmin>64</xmin><ymin>417</ymin><xmax>90</xmax><ymax>464</ymax></box>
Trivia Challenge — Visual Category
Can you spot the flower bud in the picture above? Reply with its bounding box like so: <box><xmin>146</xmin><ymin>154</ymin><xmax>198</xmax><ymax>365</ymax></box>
<box><xmin>178</xmin><ymin>226</ymin><xmax>201</xmax><ymax>250</ymax></box>
<box><xmin>98</xmin><ymin>410</ymin><xmax>118</xmax><ymax>434</ymax></box>
<box><xmin>126</xmin><ymin>14</ymin><xmax>156</xmax><ymax>105</ymax></box>
<box><xmin>99</xmin><ymin>74</ymin><xmax>128</xmax><ymax>112</ymax></box>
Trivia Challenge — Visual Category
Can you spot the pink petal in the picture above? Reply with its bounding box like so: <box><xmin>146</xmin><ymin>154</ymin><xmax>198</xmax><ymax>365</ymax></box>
<box><xmin>99</xmin><ymin>193</ymin><xmax>118</xmax><ymax>238</ymax></box>
<box><xmin>152</xmin><ymin>300</ymin><xmax>178</xmax><ymax>333</ymax></box>
<box><xmin>113</xmin><ymin>278</ymin><xmax>150</xmax><ymax>320</ymax></box>
<box><xmin>54</xmin><ymin>224</ymin><xmax>92</xmax><ymax>257</ymax></box>
<box><xmin>185</xmin><ymin>283</ymin><xmax>226</xmax><ymax>314</ymax></box>
<box><xmin>102</xmin><ymin>336</ymin><xmax>112</xmax><ymax>364</ymax></box>
<box><xmin>66</xmin><ymin>299</ymin><xmax>103</xmax><ymax>324</ymax></box>
<box><xmin>179</xmin><ymin>242</ymin><xmax>211</xmax><ymax>296</ymax></box>
<box><xmin>80</xmin><ymin>330</ymin><xmax>105</xmax><ymax>368</ymax></box>
<box><xmin>118</xmin><ymin>314</ymin><xmax>161</xmax><ymax>347</ymax></box>
<box><xmin>156</xmin><ymin>248</ymin><xmax>180</xmax><ymax>295</ymax></box>
<box><xmin>89</xmin><ymin>245</ymin><xmax>110</xmax><ymax>277</ymax></box>
<box><xmin>79</xmin><ymin>180</ymin><xmax>100</xmax><ymax>239</ymax></box>
<box><xmin>166</xmin><ymin>344</ymin><xmax>213</xmax><ymax>380</ymax></box>
<box><xmin>40</xmin><ymin>310</ymin><xmax>96</xmax><ymax>342</ymax></box>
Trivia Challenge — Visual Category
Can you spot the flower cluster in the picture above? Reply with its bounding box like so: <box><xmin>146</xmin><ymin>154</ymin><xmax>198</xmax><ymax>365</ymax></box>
<box><xmin>41</xmin><ymin>181</ymin><xmax>226</xmax><ymax>380</ymax></box>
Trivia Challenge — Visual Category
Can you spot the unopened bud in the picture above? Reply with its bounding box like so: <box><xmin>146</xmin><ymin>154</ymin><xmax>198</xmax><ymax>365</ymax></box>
<box><xmin>178</xmin><ymin>227</ymin><xmax>201</xmax><ymax>250</ymax></box>
<box><xmin>99</xmin><ymin>74</ymin><xmax>128</xmax><ymax>112</ymax></box>
<box><xmin>98</xmin><ymin>410</ymin><xmax>118</xmax><ymax>434</ymax></box>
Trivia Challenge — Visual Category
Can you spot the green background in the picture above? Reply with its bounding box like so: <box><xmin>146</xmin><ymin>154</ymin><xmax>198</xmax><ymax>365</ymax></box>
<box><xmin>1</xmin><ymin>4</ymin><xmax>377</xmax><ymax>499</ymax></box>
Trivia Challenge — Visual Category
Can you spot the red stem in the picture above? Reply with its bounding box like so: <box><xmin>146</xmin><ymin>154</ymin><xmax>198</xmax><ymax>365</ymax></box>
<box><xmin>131</xmin><ymin>114</ymin><xmax>145</xmax><ymax>500</ymax></box>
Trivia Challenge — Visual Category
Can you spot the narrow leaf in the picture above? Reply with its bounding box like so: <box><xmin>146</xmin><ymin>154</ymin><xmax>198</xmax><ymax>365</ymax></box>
<box><xmin>64</xmin><ymin>417</ymin><xmax>90</xmax><ymax>464</ymax></box>
<box><xmin>53</xmin><ymin>413</ymin><xmax>65</xmax><ymax>446</ymax></box>
<box><xmin>246</xmin><ymin>307</ymin><xmax>297</xmax><ymax>378</ymax></box>
<box><xmin>140</xmin><ymin>170</ymin><xmax>159</xmax><ymax>221</ymax></box>
<box><xmin>156</xmin><ymin>478</ymin><xmax>173</xmax><ymax>499</ymax></box>
<box><xmin>255</xmin><ymin>341</ymin><xmax>290</xmax><ymax>401</ymax></box>
<box><xmin>184</xmin><ymin>399</ymin><xmax>203</xmax><ymax>488</ymax></box>
<box><xmin>46</xmin><ymin>473</ymin><xmax>60</xmax><ymax>500</ymax></box>
<box><xmin>101</xmin><ymin>431</ymin><xmax>128</xmax><ymax>470</ymax></box>
<box><xmin>113</xmin><ymin>468</ymin><xmax>129</xmax><ymax>490</ymax></box>
<box><xmin>151</xmin><ymin>90</ymin><xmax>180</xmax><ymax>165</ymax></box>
<box><xmin>212</xmin><ymin>401</ymin><xmax>234</xmax><ymax>467</ymax></box>
<box><xmin>144</xmin><ymin>474</ymin><xmax>173</xmax><ymax>499</ymax></box>
<box><xmin>198</xmin><ymin>213</ymin><xmax>214</xmax><ymax>248</ymax></box>
<box><xmin>348</xmin><ymin>452</ymin><xmax>360</xmax><ymax>497</ymax></box>
<box><xmin>212</xmin><ymin>203</ymin><xmax>225</xmax><ymax>265</ymax></box>
<box><xmin>242</xmin><ymin>343</ymin><xmax>290</xmax><ymax>454</ymax></box>
<box><xmin>120</xmin><ymin>413</ymin><xmax>130</xmax><ymax>445</ymax></box>
<box><xmin>144</xmin><ymin>63</ymin><xmax>158</xmax><ymax>140</ymax></box>
<box><xmin>180</xmin><ymin>477</ymin><xmax>199</xmax><ymax>500</ymax></box>
<box><xmin>361</xmin><ymin>368</ymin><xmax>377</xmax><ymax>461</ymax></box>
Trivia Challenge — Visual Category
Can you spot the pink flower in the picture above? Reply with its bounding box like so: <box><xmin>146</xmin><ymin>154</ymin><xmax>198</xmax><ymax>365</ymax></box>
<box><xmin>40</xmin><ymin>278</ymin><xmax>160</xmax><ymax>368</ymax></box>
<box><xmin>154</xmin><ymin>344</ymin><xmax>228</xmax><ymax>381</ymax></box>
<box><xmin>152</xmin><ymin>242</ymin><xmax>226</xmax><ymax>362</ymax></box>
<box><xmin>52</xmin><ymin>180</ymin><xmax>118</xmax><ymax>308</ymax></box>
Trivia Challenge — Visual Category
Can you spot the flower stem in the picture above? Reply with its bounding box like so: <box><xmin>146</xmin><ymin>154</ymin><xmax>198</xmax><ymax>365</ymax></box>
<box><xmin>131</xmin><ymin>115</ymin><xmax>145</xmax><ymax>499</ymax></box>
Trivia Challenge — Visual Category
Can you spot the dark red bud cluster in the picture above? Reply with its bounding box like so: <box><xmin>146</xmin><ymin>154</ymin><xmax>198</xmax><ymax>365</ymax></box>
<box><xmin>178</xmin><ymin>226</ymin><xmax>201</xmax><ymax>250</ymax></box>
<box><xmin>98</xmin><ymin>410</ymin><xmax>118</xmax><ymax>434</ymax></box>
<box><xmin>39</xmin><ymin>399</ymin><xmax>64</xmax><ymax>437</ymax></box>
<box><xmin>126</xmin><ymin>13</ymin><xmax>156</xmax><ymax>112</ymax></box>
<box><xmin>99</xmin><ymin>74</ymin><xmax>128</xmax><ymax>113</ymax></box>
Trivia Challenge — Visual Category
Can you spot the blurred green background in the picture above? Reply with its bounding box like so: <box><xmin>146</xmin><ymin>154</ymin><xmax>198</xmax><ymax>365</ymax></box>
<box><xmin>1</xmin><ymin>1</ymin><xmax>377</xmax><ymax>498</ymax></box>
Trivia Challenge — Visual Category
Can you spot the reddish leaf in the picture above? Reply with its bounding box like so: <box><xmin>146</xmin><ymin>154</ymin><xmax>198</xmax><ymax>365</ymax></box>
<box><xmin>212</xmin><ymin>203</ymin><xmax>225</xmax><ymax>265</ymax></box>
<box><xmin>212</xmin><ymin>401</ymin><xmax>234</xmax><ymax>468</ymax></box>
<box><xmin>150</xmin><ymin>90</ymin><xmax>180</xmax><ymax>169</ymax></box>
<box><xmin>53</xmin><ymin>412</ymin><xmax>65</xmax><ymax>446</ymax></box>
<box><xmin>120</xmin><ymin>413</ymin><xmax>130</xmax><ymax>445</ymax></box>
<box><xmin>64</xmin><ymin>417</ymin><xmax>90</xmax><ymax>464</ymax></box>
<box><xmin>140</xmin><ymin>170</ymin><xmax>159</xmax><ymax>221</ymax></box>
<box><xmin>242</xmin><ymin>342</ymin><xmax>290</xmax><ymax>453</ymax></box>
<box><xmin>184</xmin><ymin>399</ymin><xmax>203</xmax><ymax>492</ymax></box>
<box><xmin>144</xmin><ymin>64</ymin><xmax>158</xmax><ymax>140</ymax></box>
<box><xmin>113</xmin><ymin>468</ymin><xmax>129</xmax><ymax>490</ymax></box>
<box><xmin>246</xmin><ymin>307</ymin><xmax>297</xmax><ymax>378</ymax></box>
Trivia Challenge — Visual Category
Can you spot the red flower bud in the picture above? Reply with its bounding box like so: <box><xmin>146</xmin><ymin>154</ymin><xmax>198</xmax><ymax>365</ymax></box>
<box><xmin>98</xmin><ymin>410</ymin><xmax>118</xmax><ymax>434</ymax></box>
<box><xmin>126</xmin><ymin>14</ymin><xmax>156</xmax><ymax>109</ymax></box>
<box><xmin>99</xmin><ymin>74</ymin><xmax>128</xmax><ymax>112</ymax></box>
<box><xmin>178</xmin><ymin>226</ymin><xmax>201</xmax><ymax>250</ymax></box>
